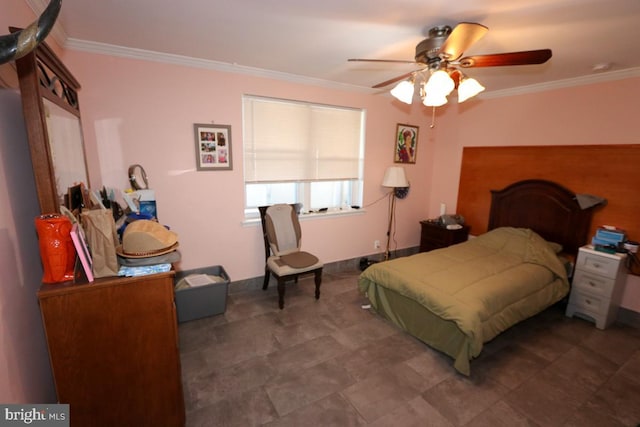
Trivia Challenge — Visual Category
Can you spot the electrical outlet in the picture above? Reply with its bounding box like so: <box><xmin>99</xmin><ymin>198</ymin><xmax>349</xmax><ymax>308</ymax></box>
<box><xmin>374</xmin><ymin>240</ymin><xmax>380</xmax><ymax>249</ymax></box>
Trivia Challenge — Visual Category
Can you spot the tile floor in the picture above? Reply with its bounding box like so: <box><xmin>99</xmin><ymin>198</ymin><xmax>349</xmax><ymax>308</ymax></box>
<box><xmin>178</xmin><ymin>268</ymin><xmax>640</xmax><ymax>427</ymax></box>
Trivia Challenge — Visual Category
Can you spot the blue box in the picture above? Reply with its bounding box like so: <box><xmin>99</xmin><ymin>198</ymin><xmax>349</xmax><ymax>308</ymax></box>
<box><xmin>139</xmin><ymin>200</ymin><xmax>157</xmax><ymax>219</ymax></box>
<box><xmin>592</xmin><ymin>237</ymin><xmax>618</xmax><ymax>247</ymax></box>
<box><xmin>595</xmin><ymin>228</ymin><xmax>625</xmax><ymax>244</ymax></box>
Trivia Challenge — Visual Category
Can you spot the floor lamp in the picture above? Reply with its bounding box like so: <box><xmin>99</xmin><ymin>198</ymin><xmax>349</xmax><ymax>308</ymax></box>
<box><xmin>382</xmin><ymin>166</ymin><xmax>409</xmax><ymax>261</ymax></box>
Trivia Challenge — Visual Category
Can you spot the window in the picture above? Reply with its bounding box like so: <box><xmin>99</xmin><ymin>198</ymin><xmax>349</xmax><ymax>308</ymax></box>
<box><xmin>243</xmin><ymin>95</ymin><xmax>365</xmax><ymax>218</ymax></box>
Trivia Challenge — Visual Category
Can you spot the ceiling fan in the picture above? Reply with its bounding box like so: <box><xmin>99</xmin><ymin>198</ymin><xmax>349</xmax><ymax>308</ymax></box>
<box><xmin>349</xmin><ymin>22</ymin><xmax>552</xmax><ymax>106</ymax></box>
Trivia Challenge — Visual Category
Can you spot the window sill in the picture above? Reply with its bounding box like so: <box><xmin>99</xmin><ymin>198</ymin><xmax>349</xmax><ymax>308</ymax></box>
<box><xmin>242</xmin><ymin>207</ymin><xmax>365</xmax><ymax>226</ymax></box>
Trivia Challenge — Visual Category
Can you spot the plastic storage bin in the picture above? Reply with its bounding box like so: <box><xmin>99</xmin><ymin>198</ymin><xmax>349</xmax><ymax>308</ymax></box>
<box><xmin>174</xmin><ymin>265</ymin><xmax>229</xmax><ymax>322</ymax></box>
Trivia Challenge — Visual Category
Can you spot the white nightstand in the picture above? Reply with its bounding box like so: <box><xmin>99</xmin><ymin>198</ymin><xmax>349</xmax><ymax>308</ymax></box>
<box><xmin>565</xmin><ymin>245</ymin><xmax>627</xmax><ymax>329</ymax></box>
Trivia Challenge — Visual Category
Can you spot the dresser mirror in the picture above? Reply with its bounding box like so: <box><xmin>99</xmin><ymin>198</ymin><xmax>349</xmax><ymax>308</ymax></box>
<box><xmin>13</xmin><ymin>32</ymin><xmax>89</xmax><ymax>214</ymax></box>
<box><xmin>42</xmin><ymin>97</ymin><xmax>88</xmax><ymax>198</ymax></box>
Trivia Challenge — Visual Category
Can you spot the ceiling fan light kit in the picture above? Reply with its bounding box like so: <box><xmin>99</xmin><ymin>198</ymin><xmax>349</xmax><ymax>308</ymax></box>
<box><xmin>350</xmin><ymin>22</ymin><xmax>551</xmax><ymax>110</ymax></box>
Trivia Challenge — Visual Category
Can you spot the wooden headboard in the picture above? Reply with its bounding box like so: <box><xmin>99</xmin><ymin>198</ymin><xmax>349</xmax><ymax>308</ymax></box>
<box><xmin>457</xmin><ymin>145</ymin><xmax>640</xmax><ymax>244</ymax></box>
<box><xmin>488</xmin><ymin>180</ymin><xmax>595</xmax><ymax>256</ymax></box>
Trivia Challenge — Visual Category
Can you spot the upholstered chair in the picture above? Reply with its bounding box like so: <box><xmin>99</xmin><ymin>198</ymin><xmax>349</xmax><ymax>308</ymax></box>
<box><xmin>258</xmin><ymin>204</ymin><xmax>323</xmax><ymax>309</ymax></box>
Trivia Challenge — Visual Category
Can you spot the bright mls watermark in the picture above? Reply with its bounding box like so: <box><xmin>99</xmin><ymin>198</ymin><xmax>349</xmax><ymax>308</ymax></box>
<box><xmin>0</xmin><ymin>405</ymin><xmax>68</xmax><ymax>426</ymax></box>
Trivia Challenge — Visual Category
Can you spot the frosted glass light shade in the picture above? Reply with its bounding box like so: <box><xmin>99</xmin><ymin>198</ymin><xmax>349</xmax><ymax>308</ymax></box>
<box><xmin>425</xmin><ymin>70</ymin><xmax>455</xmax><ymax>96</ymax></box>
<box><xmin>390</xmin><ymin>80</ymin><xmax>414</xmax><ymax>104</ymax></box>
<box><xmin>458</xmin><ymin>77</ymin><xmax>485</xmax><ymax>103</ymax></box>
<box><xmin>423</xmin><ymin>92</ymin><xmax>448</xmax><ymax>107</ymax></box>
<box><xmin>382</xmin><ymin>166</ymin><xmax>408</xmax><ymax>188</ymax></box>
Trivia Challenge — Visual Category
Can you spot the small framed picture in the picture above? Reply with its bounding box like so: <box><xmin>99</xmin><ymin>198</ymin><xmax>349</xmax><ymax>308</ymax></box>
<box><xmin>193</xmin><ymin>123</ymin><xmax>232</xmax><ymax>171</ymax></box>
<box><xmin>394</xmin><ymin>123</ymin><xmax>419</xmax><ymax>164</ymax></box>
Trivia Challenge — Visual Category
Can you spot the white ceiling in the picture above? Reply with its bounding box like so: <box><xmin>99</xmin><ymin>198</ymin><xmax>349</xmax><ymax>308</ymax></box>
<box><xmin>25</xmin><ymin>0</ymin><xmax>640</xmax><ymax>95</ymax></box>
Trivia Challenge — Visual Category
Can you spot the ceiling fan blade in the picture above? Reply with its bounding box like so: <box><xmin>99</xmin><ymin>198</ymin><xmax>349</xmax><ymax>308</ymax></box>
<box><xmin>438</xmin><ymin>22</ymin><xmax>488</xmax><ymax>61</ymax></box>
<box><xmin>372</xmin><ymin>71</ymin><xmax>418</xmax><ymax>89</ymax></box>
<box><xmin>458</xmin><ymin>49</ymin><xmax>552</xmax><ymax>67</ymax></box>
<box><xmin>348</xmin><ymin>58</ymin><xmax>417</xmax><ymax>64</ymax></box>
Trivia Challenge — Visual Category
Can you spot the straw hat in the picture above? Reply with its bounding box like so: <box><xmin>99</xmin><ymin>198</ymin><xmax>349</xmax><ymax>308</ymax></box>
<box><xmin>116</xmin><ymin>220</ymin><xmax>178</xmax><ymax>258</ymax></box>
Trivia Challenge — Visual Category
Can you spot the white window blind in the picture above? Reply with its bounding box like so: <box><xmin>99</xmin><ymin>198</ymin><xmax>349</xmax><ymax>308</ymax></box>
<box><xmin>243</xmin><ymin>96</ymin><xmax>364</xmax><ymax>183</ymax></box>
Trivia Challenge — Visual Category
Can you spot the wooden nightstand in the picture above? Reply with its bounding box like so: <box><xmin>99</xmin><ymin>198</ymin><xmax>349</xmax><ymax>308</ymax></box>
<box><xmin>419</xmin><ymin>220</ymin><xmax>469</xmax><ymax>252</ymax></box>
<box><xmin>565</xmin><ymin>245</ymin><xmax>627</xmax><ymax>329</ymax></box>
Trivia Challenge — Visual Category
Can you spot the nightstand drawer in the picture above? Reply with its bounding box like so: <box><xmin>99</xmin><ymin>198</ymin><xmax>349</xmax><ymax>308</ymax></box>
<box><xmin>576</xmin><ymin>252</ymin><xmax>621</xmax><ymax>278</ymax></box>
<box><xmin>568</xmin><ymin>291</ymin><xmax>607</xmax><ymax>314</ymax></box>
<box><xmin>572</xmin><ymin>270</ymin><xmax>616</xmax><ymax>298</ymax></box>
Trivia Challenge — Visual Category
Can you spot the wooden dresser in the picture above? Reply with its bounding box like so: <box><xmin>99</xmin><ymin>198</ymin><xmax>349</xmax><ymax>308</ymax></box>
<box><xmin>37</xmin><ymin>272</ymin><xmax>185</xmax><ymax>426</ymax></box>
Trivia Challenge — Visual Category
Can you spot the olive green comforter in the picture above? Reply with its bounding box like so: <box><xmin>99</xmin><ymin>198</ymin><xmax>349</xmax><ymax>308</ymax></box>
<box><xmin>358</xmin><ymin>227</ymin><xmax>569</xmax><ymax>375</ymax></box>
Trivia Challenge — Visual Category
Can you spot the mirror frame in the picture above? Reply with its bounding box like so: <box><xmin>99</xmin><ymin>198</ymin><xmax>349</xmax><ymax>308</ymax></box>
<box><xmin>13</xmin><ymin>31</ymin><xmax>90</xmax><ymax>214</ymax></box>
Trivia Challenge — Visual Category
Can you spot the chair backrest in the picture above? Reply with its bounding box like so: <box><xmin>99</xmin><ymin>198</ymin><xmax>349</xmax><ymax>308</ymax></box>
<box><xmin>258</xmin><ymin>204</ymin><xmax>303</xmax><ymax>258</ymax></box>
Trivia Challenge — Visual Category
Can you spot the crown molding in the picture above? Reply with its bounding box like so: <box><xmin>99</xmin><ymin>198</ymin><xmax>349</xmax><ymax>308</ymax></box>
<box><xmin>65</xmin><ymin>38</ymin><xmax>640</xmax><ymax>99</ymax></box>
<box><xmin>64</xmin><ymin>38</ymin><xmax>375</xmax><ymax>94</ymax></box>
<box><xmin>480</xmin><ymin>67</ymin><xmax>640</xmax><ymax>100</ymax></box>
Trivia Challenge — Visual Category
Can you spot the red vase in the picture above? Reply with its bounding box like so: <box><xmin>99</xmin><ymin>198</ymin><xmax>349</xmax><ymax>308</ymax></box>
<box><xmin>35</xmin><ymin>214</ymin><xmax>76</xmax><ymax>283</ymax></box>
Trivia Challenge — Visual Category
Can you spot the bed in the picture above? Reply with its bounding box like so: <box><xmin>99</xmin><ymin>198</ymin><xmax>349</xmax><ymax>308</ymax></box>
<box><xmin>358</xmin><ymin>179</ymin><xmax>596</xmax><ymax>375</ymax></box>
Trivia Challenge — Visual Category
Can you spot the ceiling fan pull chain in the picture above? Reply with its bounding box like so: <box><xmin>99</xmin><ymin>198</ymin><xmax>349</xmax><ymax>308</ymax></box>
<box><xmin>430</xmin><ymin>106</ymin><xmax>436</xmax><ymax>128</ymax></box>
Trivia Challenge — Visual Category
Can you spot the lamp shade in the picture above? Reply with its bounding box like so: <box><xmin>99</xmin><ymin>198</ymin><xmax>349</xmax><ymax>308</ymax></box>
<box><xmin>390</xmin><ymin>80</ymin><xmax>414</xmax><ymax>104</ymax></box>
<box><xmin>425</xmin><ymin>70</ymin><xmax>455</xmax><ymax>97</ymax></box>
<box><xmin>458</xmin><ymin>77</ymin><xmax>485</xmax><ymax>103</ymax></box>
<box><xmin>423</xmin><ymin>92</ymin><xmax>448</xmax><ymax>107</ymax></box>
<box><xmin>382</xmin><ymin>166</ymin><xmax>408</xmax><ymax>188</ymax></box>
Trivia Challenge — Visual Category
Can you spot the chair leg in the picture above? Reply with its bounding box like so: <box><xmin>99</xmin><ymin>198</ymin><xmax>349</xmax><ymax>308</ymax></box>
<box><xmin>262</xmin><ymin>267</ymin><xmax>270</xmax><ymax>290</ymax></box>
<box><xmin>314</xmin><ymin>269</ymin><xmax>322</xmax><ymax>300</ymax></box>
<box><xmin>277</xmin><ymin>279</ymin><xmax>285</xmax><ymax>309</ymax></box>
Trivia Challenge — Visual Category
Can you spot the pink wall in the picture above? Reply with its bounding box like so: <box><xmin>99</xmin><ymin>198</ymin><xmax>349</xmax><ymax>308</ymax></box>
<box><xmin>62</xmin><ymin>52</ymin><xmax>434</xmax><ymax>280</ymax></box>
<box><xmin>427</xmin><ymin>78</ymin><xmax>640</xmax><ymax>217</ymax></box>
